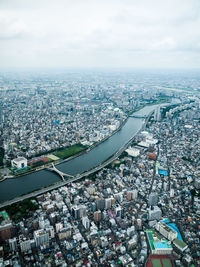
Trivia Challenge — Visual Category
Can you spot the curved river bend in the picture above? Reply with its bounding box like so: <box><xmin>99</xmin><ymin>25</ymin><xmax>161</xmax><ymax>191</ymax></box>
<box><xmin>0</xmin><ymin>105</ymin><xmax>160</xmax><ymax>203</ymax></box>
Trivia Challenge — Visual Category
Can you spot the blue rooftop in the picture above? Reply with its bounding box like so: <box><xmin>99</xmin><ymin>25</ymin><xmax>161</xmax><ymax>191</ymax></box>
<box><xmin>154</xmin><ymin>242</ymin><xmax>168</xmax><ymax>249</ymax></box>
<box><xmin>158</xmin><ymin>169</ymin><xmax>168</xmax><ymax>176</ymax></box>
<box><xmin>166</xmin><ymin>223</ymin><xmax>183</xmax><ymax>241</ymax></box>
<box><xmin>162</xmin><ymin>219</ymin><xmax>170</xmax><ymax>223</ymax></box>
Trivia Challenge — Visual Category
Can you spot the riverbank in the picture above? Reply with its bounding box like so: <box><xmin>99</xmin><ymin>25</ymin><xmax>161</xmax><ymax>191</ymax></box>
<box><xmin>0</xmin><ymin>117</ymin><xmax>129</xmax><ymax>182</ymax></box>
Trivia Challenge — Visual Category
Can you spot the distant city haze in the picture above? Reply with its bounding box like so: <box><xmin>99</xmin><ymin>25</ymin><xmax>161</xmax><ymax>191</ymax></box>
<box><xmin>0</xmin><ymin>0</ymin><xmax>200</xmax><ymax>69</ymax></box>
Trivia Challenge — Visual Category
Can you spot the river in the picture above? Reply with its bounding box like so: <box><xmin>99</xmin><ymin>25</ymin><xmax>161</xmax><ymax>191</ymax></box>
<box><xmin>0</xmin><ymin>105</ymin><xmax>161</xmax><ymax>203</ymax></box>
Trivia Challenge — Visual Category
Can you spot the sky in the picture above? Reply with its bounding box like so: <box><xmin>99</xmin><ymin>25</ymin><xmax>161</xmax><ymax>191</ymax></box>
<box><xmin>0</xmin><ymin>0</ymin><xmax>200</xmax><ymax>70</ymax></box>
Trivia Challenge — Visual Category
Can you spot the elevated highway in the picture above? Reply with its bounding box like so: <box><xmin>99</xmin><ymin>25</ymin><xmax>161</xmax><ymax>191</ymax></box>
<box><xmin>129</xmin><ymin>114</ymin><xmax>147</xmax><ymax>118</ymax></box>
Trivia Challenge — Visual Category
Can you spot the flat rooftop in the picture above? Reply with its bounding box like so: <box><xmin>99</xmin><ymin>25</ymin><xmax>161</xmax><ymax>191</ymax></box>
<box><xmin>173</xmin><ymin>238</ymin><xmax>187</xmax><ymax>249</ymax></box>
<box><xmin>12</xmin><ymin>157</ymin><xmax>26</xmax><ymax>162</ymax></box>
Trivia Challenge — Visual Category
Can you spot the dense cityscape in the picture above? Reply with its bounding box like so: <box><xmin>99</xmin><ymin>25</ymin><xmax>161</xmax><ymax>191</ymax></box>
<box><xmin>1</xmin><ymin>0</ymin><xmax>200</xmax><ymax>266</ymax></box>
<box><xmin>0</xmin><ymin>71</ymin><xmax>199</xmax><ymax>267</ymax></box>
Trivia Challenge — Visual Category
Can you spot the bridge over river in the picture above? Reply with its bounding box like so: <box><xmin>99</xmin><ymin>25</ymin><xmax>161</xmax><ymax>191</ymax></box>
<box><xmin>48</xmin><ymin>163</ymin><xmax>74</xmax><ymax>181</ymax></box>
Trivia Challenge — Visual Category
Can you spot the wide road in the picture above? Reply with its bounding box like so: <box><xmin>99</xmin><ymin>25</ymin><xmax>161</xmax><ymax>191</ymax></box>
<box><xmin>0</xmin><ymin>110</ymin><xmax>154</xmax><ymax>209</ymax></box>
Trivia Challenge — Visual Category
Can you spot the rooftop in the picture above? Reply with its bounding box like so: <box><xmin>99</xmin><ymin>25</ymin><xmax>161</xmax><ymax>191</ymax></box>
<box><xmin>0</xmin><ymin>210</ymin><xmax>11</xmax><ymax>226</ymax></box>
<box><xmin>12</xmin><ymin>157</ymin><xmax>27</xmax><ymax>162</ymax></box>
<box><xmin>173</xmin><ymin>238</ymin><xmax>187</xmax><ymax>249</ymax></box>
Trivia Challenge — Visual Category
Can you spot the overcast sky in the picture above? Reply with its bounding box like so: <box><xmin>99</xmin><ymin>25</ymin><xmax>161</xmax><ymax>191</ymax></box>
<box><xmin>0</xmin><ymin>0</ymin><xmax>200</xmax><ymax>69</ymax></box>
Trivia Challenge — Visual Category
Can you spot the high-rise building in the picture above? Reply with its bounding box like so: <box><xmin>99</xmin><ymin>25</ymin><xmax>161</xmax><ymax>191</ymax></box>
<box><xmin>47</xmin><ymin>226</ymin><xmax>55</xmax><ymax>239</ymax></box>
<box><xmin>114</xmin><ymin>193</ymin><xmax>123</xmax><ymax>203</ymax></box>
<box><xmin>9</xmin><ymin>237</ymin><xmax>17</xmax><ymax>251</ymax></box>
<box><xmin>72</xmin><ymin>205</ymin><xmax>86</xmax><ymax>219</ymax></box>
<box><xmin>164</xmin><ymin>182</ymin><xmax>168</xmax><ymax>191</ymax></box>
<box><xmin>91</xmin><ymin>202</ymin><xmax>96</xmax><ymax>212</ymax></box>
<box><xmin>55</xmin><ymin>223</ymin><xmax>63</xmax><ymax>233</ymax></box>
<box><xmin>34</xmin><ymin>229</ymin><xmax>49</xmax><ymax>247</ymax></box>
<box><xmin>96</xmin><ymin>198</ymin><xmax>105</xmax><ymax>211</ymax></box>
<box><xmin>105</xmin><ymin>198</ymin><xmax>112</xmax><ymax>210</ymax></box>
<box><xmin>170</xmin><ymin>188</ymin><xmax>174</xmax><ymax>198</ymax></box>
<box><xmin>115</xmin><ymin>207</ymin><xmax>122</xmax><ymax>218</ymax></box>
<box><xmin>94</xmin><ymin>211</ymin><xmax>101</xmax><ymax>222</ymax></box>
<box><xmin>19</xmin><ymin>238</ymin><xmax>31</xmax><ymax>252</ymax></box>
<box><xmin>132</xmin><ymin>189</ymin><xmax>138</xmax><ymax>200</ymax></box>
<box><xmin>82</xmin><ymin>217</ymin><xmax>90</xmax><ymax>229</ymax></box>
<box><xmin>126</xmin><ymin>191</ymin><xmax>132</xmax><ymax>201</ymax></box>
<box><xmin>149</xmin><ymin>193</ymin><xmax>158</xmax><ymax>206</ymax></box>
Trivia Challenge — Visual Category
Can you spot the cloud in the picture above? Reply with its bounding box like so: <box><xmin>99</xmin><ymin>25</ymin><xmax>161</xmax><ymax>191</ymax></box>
<box><xmin>0</xmin><ymin>11</ymin><xmax>29</xmax><ymax>40</ymax></box>
<box><xmin>0</xmin><ymin>0</ymin><xmax>200</xmax><ymax>69</ymax></box>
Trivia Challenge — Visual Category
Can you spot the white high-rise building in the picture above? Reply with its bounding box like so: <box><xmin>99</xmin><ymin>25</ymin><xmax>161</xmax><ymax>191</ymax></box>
<box><xmin>115</xmin><ymin>207</ymin><xmax>122</xmax><ymax>218</ymax></box>
<box><xmin>34</xmin><ymin>229</ymin><xmax>49</xmax><ymax>247</ymax></box>
<box><xmin>105</xmin><ymin>198</ymin><xmax>112</xmax><ymax>210</ymax></box>
<box><xmin>170</xmin><ymin>188</ymin><xmax>174</xmax><ymax>198</ymax></box>
<box><xmin>132</xmin><ymin>189</ymin><xmax>138</xmax><ymax>200</ymax></box>
<box><xmin>82</xmin><ymin>217</ymin><xmax>90</xmax><ymax>229</ymax></box>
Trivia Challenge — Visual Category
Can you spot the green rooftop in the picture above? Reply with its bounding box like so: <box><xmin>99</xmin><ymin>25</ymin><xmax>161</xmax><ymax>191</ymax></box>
<box><xmin>173</xmin><ymin>238</ymin><xmax>187</xmax><ymax>250</ymax></box>
<box><xmin>146</xmin><ymin>230</ymin><xmax>155</xmax><ymax>250</ymax></box>
<box><xmin>0</xmin><ymin>210</ymin><xmax>11</xmax><ymax>225</ymax></box>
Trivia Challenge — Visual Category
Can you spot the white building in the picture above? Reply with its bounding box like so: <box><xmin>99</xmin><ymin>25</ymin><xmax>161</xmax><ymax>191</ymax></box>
<box><xmin>125</xmin><ymin>147</ymin><xmax>140</xmax><ymax>157</ymax></box>
<box><xmin>156</xmin><ymin>221</ymin><xmax>178</xmax><ymax>241</ymax></box>
<box><xmin>82</xmin><ymin>217</ymin><xmax>90</xmax><ymax>229</ymax></box>
<box><xmin>132</xmin><ymin>189</ymin><xmax>138</xmax><ymax>200</ymax></box>
<box><xmin>34</xmin><ymin>229</ymin><xmax>49</xmax><ymax>247</ymax></box>
<box><xmin>20</xmin><ymin>239</ymin><xmax>31</xmax><ymax>252</ymax></box>
<box><xmin>105</xmin><ymin>198</ymin><xmax>112</xmax><ymax>210</ymax></box>
<box><xmin>11</xmin><ymin>157</ymin><xmax>27</xmax><ymax>169</ymax></box>
<box><xmin>115</xmin><ymin>207</ymin><xmax>122</xmax><ymax>218</ymax></box>
<box><xmin>148</xmin><ymin>206</ymin><xmax>162</xmax><ymax>221</ymax></box>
